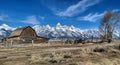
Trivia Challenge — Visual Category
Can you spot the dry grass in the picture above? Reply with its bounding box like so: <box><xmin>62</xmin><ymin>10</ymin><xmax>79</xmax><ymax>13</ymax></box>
<box><xmin>0</xmin><ymin>42</ymin><xmax>119</xmax><ymax>65</ymax></box>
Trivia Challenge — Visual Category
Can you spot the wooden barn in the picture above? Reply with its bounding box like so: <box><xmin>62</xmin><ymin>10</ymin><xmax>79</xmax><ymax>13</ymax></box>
<box><xmin>6</xmin><ymin>26</ymin><xmax>49</xmax><ymax>44</ymax></box>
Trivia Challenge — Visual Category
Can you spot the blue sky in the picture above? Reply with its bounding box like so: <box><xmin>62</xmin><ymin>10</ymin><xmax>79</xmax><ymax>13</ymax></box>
<box><xmin>0</xmin><ymin>0</ymin><xmax>119</xmax><ymax>29</ymax></box>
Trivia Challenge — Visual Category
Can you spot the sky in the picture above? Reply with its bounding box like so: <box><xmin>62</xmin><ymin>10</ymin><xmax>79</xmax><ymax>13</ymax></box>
<box><xmin>0</xmin><ymin>0</ymin><xmax>119</xmax><ymax>29</ymax></box>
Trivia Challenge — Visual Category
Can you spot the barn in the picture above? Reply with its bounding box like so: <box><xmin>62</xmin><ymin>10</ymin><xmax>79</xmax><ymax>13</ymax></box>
<box><xmin>6</xmin><ymin>26</ymin><xmax>49</xmax><ymax>43</ymax></box>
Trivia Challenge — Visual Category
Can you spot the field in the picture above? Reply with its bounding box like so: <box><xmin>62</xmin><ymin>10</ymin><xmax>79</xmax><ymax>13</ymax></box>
<box><xmin>0</xmin><ymin>41</ymin><xmax>120</xmax><ymax>65</ymax></box>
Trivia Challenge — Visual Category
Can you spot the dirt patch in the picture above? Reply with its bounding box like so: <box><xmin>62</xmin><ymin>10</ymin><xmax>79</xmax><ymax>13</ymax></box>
<box><xmin>0</xmin><ymin>43</ymin><xmax>119</xmax><ymax>65</ymax></box>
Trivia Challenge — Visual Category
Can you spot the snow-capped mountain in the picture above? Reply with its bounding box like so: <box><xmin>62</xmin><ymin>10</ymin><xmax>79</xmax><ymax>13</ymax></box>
<box><xmin>33</xmin><ymin>23</ymin><xmax>102</xmax><ymax>38</ymax></box>
<box><xmin>0</xmin><ymin>24</ymin><xmax>15</xmax><ymax>38</ymax></box>
<box><xmin>33</xmin><ymin>23</ymin><xmax>120</xmax><ymax>38</ymax></box>
<box><xmin>0</xmin><ymin>23</ymin><xmax>120</xmax><ymax>39</ymax></box>
<box><xmin>0</xmin><ymin>24</ymin><xmax>15</xmax><ymax>30</ymax></box>
<box><xmin>33</xmin><ymin>23</ymin><xmax>83</xmax><ymax>38</ymax></box>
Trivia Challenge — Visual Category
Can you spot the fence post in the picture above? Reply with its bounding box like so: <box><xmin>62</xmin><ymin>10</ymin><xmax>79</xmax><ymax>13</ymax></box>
<box><xmin>62</xmin><ymin>39</ymin><xmax>64</xmax><ymax>45</ymax></box>
<box><xmin>32</xmin><ymin>40</ymin><xmax>34</xmax><ymax>48</ymax></box>
<box><xmin>10</xmin><ymin>40</ymin><xmax>13</xmax><ymax>48</ymax></box>
<box><xmin>5</xmin><ymin>41</ymin><xmax>7</xmax><ymax>47</ymax></box>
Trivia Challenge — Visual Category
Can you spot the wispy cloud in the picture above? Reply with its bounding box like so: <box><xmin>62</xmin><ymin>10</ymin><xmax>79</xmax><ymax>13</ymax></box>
<box><xmin>112</xmin><ymin>9</ymin><xmax>119</xmax><ymax>12</ymax></box>
<box><xmin>21</xmin><ymin>16</ymin><xmax>40</xmax><ymax>25</ymax></box>
<box><xmin>0</xmin><ymin>14</ymin><xmax>41</xmax><ymax>25</ymax></box>
<box><xmin>56</xmin><ymin>0</ymin><xmax>101</xmax><ymax>17</ymax></box>
<box><xmin>78</xmin><ymin>12</ymin><xmax>105</xmax><ymax>22</ymax></box>
<box><xmin>78</xmin><ymin>9</ymin><xmax>120</xmax><ymax>22</ymax></box>
<box><xmin>0</xmin><ymin>14</ymin><xmax>8</xmax><ymax>21</ymax></box>
<box><xmin>39</xmin><ymin>16</ymin><xmax>45</xmax><ymax>20</ymax></box>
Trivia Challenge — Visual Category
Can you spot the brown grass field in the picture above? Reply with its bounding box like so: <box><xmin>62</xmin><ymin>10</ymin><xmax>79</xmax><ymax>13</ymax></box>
<box><xmin>0</xmin><ymin>40</ymin><xmax>120</xmax><ymax>65</ymax></box>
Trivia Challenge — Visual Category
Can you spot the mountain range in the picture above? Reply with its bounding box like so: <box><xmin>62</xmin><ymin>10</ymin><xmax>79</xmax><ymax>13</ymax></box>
<box><xmin>0</xmin><ymin>23</ymin><xmax>119</xmax><ymax>39</ymax></box>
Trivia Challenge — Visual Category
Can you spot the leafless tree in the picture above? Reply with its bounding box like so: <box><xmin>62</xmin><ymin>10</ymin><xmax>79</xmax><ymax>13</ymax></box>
<box><xmin>99</xmin><ymin>11</ymin><xmax>120</xmax><ymax>43</ymax></box>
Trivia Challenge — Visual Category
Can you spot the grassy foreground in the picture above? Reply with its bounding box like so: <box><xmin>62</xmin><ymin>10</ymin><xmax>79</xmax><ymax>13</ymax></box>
<box><xmin>0</xmin><ymin>42</ymin><xmax>119</xmax><ymax>65</ymax></box>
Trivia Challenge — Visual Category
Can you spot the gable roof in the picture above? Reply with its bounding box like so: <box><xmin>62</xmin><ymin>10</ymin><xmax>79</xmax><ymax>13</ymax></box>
<box><xmin>9</xmin><ymin>26</ymin><xmax>37</xmax><ymax>38</ymax></box>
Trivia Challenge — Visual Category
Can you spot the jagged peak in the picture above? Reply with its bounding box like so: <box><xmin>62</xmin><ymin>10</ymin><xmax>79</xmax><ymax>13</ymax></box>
<box><xmin>0</xmin><ymin>24</ymin><xmax>14</xmax><ymax>30</ymax></box>
<box><xmin>70</xmin><ymin>25</ymin><xmax>75</xmax><ymax>29</ymax></box>
<box><xmin>33</xmin><ymin>25</ymin><xmax>40</xmax><ymax>27</ymax></box>
<box><xmin>56</xmin><ymin>23</ymin><xmax>61</xmax><ymax>27</ymax></box>
<box><xmin>46</xmin><ymin>24</ymin><xmax>50</xmax><ymax>28</ymax></box>
<box><xmin>56</xmin><ymin>23</ymin><xmax>61</xmax><ymax>25</ymax></box>
<box><xmin>1</xmin><ymin>24</ymin><xmax>11</xmax><ymax>28</ymax></box>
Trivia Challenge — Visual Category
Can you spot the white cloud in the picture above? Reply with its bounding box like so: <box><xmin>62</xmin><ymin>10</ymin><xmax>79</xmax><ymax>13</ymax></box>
<box><xmin>112</xmin><ymin>9</ymin><xmax>119</xmax><ymax>12</ymax></box>
<box><xmin>78</xmin><ymin>12</ymin><xmax>105</xmax><ymax>22</ymax></box>
<box><xmin>56</xmin><ymin>0</ymin><xmax>101</xmax><ymax>17</ymax></box>
<box><xmin>21</xmin><ymin>16</ymin><xmax>40</xmax><ymax>25</ymax></box>
<box><xmin>78</xmin><ymin>9</ymin><xmax>120</xmax><ymax>22</ymax></box>
<box><xmin>39</xmin><ymin>16</ymin><xmax>45</xmax><ymax>20</ymax></box>
<box><xmin>0</xmin><ymin>14</ymin><xmax>8</xmax><ymax>21</ymax></box>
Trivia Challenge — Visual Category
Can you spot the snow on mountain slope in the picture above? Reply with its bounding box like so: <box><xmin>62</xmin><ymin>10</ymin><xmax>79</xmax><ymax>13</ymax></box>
<box><xmin>0</xmin><ymin>24</ymin><xmax>15</xmax><ymax>38</ymax></box>
<box><xmin>33</xmin><ymin>23</ymin><xmax>120</xmax><ymax>38</ymax></box>
<box><xmin>0</xmin><ymin>24</ymin><xmax>15</xmax><ymax>30</ymax></box>
<box><xmin>33</xmin><ymin>23</ymin><xmax>101</xmax><ymax>38</ymax></box>
<box><xmin>0</xmin><ymin>23</ymin><xmax>119</xmax><ymax>39</ymax></box>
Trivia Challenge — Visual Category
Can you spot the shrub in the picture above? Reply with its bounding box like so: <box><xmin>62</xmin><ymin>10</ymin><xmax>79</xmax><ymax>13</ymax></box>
<box><xmin>64</xmin><ymin>55</ymin><xmax>72</xmax><ymax>58</ymax></box>
<box><xmin>49</xmin><ymin>60</ymin><xmax>57</xmax><ymax>63</ymax></box>
<box><xmin>69</xmin><ymin>63</ymin><xmax>78</xmax><ymax>65</ymax></box>
<box><xmin>93</xmin><ymin>47</ymin><xmax>105</xmax><ymax>52</ymax></box>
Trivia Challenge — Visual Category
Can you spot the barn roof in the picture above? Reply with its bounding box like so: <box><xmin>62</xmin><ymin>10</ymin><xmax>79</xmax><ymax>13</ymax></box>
<box><xmin>9</xmin><ymin>26</ymin><xmax>36</xmax><ymax>38</ymax></box>
<box><xmin>9</xmin><ymin>26</ymin><xmax>49</xmax><ymax>40</ymax></box>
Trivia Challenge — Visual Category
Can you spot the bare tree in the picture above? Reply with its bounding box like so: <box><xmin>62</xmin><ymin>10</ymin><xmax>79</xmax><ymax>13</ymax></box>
<box><xmin>99</xmin><ymin>11</ymin><xmax>120</xmax><ymax>43</ymax></box>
